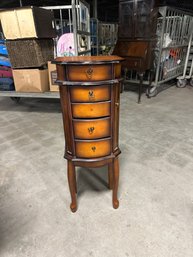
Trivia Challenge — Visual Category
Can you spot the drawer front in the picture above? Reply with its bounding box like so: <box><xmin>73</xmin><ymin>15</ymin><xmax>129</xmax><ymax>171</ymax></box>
<box><xmin>72</xmin><ymin>102</ymin><xmax>110</xmax><ymax>118</ymax></box>
<box><xmin>115</xmin><ymin>63</ymin><xmax>121</xmax><ymax>78</ymax></box>
<box><xmin>67</xmin><ymin>64</ymin><xmax>112</xmax><ymax>81</ymax></box>
<box><xmin>73</xmin><ymin>117</ymin><xmax>111</xmax><ymax>139</ymax></box>
<box><xmin>70</xmin><ymin>85</ymin><xmax>111</xmax><ymax>103</ymax></box>
<box><xmin>123</xmin><ymin>59</ymin><xmax>141</xmax><ymax>70</ymax></box>
<box><xmin>75</xmin><ymin>139</ymin><xmax>111</xmax><ymax>158</ymax></box>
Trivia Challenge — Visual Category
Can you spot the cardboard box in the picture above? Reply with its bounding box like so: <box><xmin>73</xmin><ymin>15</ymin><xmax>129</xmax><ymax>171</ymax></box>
<box><xmin>48</xmin><ymin>61</ymin><xmax>59</xmax><ymax>92</ymax></box>
<box><xmin>13</xmin><ymin>69</ymin><xmax>49</xmax><ymax>92</ymax></box>
<box><xmin>6</xmin><ymin>39</ymin><xmax>54</xmax><ymax>68</ymax></box>
<box><xmin>0</xmin><ymin>7</ymin><xmax>56</xmax><ymax>39</ymax></box>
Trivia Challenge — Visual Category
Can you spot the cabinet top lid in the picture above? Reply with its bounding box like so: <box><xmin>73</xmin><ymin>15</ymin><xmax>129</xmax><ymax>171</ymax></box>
<box><xmin>53</xmin><ymin>55</ymin><xmax>124</xmax><ymax>65</ymax></box>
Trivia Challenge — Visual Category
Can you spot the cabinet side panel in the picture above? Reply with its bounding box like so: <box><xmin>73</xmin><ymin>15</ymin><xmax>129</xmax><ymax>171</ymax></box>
<box><xmin>112</xmin><ymin>83</ymin><xmax>121</xmax><ymax>152</ymax></box>
<box><xmin>59</xmin><ymin>86</ymin><xmax>74</xmax><ymax>156</ymax></box>
<box><xmin>56</xmin><ymin>65</ymin><xmax>66</xmax><ymax>81</ymax></box>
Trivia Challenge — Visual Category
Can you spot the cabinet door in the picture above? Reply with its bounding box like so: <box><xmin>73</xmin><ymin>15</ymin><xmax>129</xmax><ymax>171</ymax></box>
<box><xmin>135</xmin><ymin>0</ymin><xmax>157</xmax><ymax>38</ymax></box>
<box><xmin>119</xmin><ymin>0</ymin><xmax>134</xmax><ymax>38</ymax></box>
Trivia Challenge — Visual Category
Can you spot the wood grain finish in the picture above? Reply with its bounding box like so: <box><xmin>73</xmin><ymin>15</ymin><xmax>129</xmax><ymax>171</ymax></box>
<box><xmin>108</xmin><ymin>162</ymin><xmax>114</xmax><ymax>189</ymax></box>
<box><xmin>54</xmin><ymin>55</ymin><xmax>124</xmax><ymax>63</ymax></box>
<box><xmin>113</xmin><ymin>157</ymin><xmax>119</xmax><ymax>209</ymax></box>
<box><xmin>73</xmin><ymin>117</ymin><xmax>110</xmax><ymax>139</ymax></box>
<box><xmin>75</xmin><ymin>138</ymin><xmax>111</xmax><ymax>158</ymax></box>
<box><xmin>112</xmin><ymin>83</ymin><xmax>121</xmax><ymax>151</ymax></box>
<box><xmin>70</xmin><ymin>85</ymin><xmax>111</xmax><ymax>103</ymax></box>
<box><xmin>55</xmin><ymin>56</ymin><xmax>123</xmax><ymax>212</ymax></box>
<box><xmin>67</xmin><ymin>161</ymin><xmax>77</xmax><ymax>212</ymax></box>
<box><xmin>56</xmin><ymin>65</ymin><xmax>66</xmax><ymax>81</ymax></box>
<box><xmin>113</xmin><ymin>0</ymin><xmax>159</xmax><ymax>102</ymax></box>
<box><xmin>67</xmin><ymin>64</ymin><xmax>112</xmax><ymax>81</ymax></box>
<box><xmin>59</xmin><ymin>86</ymin><xmax>74</xmax><ymax>155</ymax></box>
<box><xmin>114</xmin><ymin>41</ymin><xmax>149</xmax><ymax>58</ymax></box>
<box><xmin>72</xmin><ymin>101</ymin><xmax>111</xmax><ymax>118</ymax></box>
<box><xmin>115</xmin><ymin>63</ymin><xmax>121</xmax><ymax>78</ymax></box>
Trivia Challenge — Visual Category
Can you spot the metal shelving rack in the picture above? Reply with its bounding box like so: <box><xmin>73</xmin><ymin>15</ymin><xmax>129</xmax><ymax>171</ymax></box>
<box><xmin>90</xmin><ymin>19</ymin><xmax>118</xmax><ymax>56</ymax></box>
<box><xmin>123</xmin><ymin>6</ymin><xmax>193</xmax><ymax>97</ymax></box>
<box><xmin>90</xmin><ymin>18</ymin><xmax>99</xmax><ymax>55</ymax></box>
<box><xmin>98</xmin><ymin>22</ymin><xmax>118</xmax><ymax>55</ymax></box>
<box><xmin>0</xmin><ymin>0</ymin><xmax>91</xmax><ymax>101</ymax></box>
<box><xmin>44</xmin><ymin>0</ymin><xmax>91</xmax><ymax>56</ymax></box>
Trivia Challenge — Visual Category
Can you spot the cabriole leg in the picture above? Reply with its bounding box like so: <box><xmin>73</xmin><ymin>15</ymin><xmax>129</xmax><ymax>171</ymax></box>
<box><xmin>112</xmin><ymin>157</ymin><xmax>119</xmax><ymax>209</ymax></box>
<box><xmin>67</xmin><ymin>161</ymin><xmax>77</xmax><ymax>212</ymax></box>
<box><xmin>108</xmin><ymin>162</ymin><xmax>114</xmax><ymax>190</ymax></box>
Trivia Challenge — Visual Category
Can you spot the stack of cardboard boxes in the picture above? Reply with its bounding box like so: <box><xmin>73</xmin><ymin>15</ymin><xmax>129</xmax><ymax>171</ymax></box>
<box><xmin>0</xmin><ymin>7</ymin><xmax>58</xmax><ymax>92</ymax></box>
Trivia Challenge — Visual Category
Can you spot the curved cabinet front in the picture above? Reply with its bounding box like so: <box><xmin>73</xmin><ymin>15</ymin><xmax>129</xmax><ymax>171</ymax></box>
<box><xmin>55</xmin><ymin>56</ymin><xmax>123</xmax><ymax>211</ymax></box>
<box><xmin>75</xmin><ymin>138</ymin><xmax>111</xmax><ymax>159</ymax></box>
<box><xmin>73</xmin><ymin>117</ymin><xmax>111</xmax><ymax>140</ymax></box>
<box><xmin>70</xmin><ymin>85</ymin><xmax>111</xmax><ymax>103</ymax></box>
<box><xmin>71</xmin><ymin>101</ymin><xmax>111</xmax><ymax>119</ymax></box>
<box><xmin>67</xmin><ymin>64</ymin><xmax>112</xmax><ymax>81</ymax></box>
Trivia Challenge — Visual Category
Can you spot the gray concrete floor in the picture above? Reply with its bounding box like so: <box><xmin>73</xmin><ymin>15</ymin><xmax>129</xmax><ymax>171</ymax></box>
<box><xmin>0</xmin><ymin>85</ymin><xmax>193</xmax><ymax>257</ymax></box>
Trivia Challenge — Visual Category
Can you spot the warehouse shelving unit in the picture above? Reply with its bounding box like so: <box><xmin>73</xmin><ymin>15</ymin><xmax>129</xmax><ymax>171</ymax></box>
<box><xmin>90</xmin><ymin>18</ymin><xmax>118</xmax><ymax>56</ymax></box>
<box><xmin>0</xmin><ymin>0</ymin><xmax>91</xmax><ymax>101</ymax></box>
<box><xmin>123</xmin><ymin>6</ymin><xmax>193</xmax><ymax>98</ymax></box>
<box><xmin>0</xmin><ymin>91</ymin><xmax>59</xmax><ymax>99</ymax></box>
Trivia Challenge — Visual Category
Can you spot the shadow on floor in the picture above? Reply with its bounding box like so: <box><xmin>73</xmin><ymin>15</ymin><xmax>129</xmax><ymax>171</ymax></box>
<box><xmin>123</xmin><ymin>80</ymin><xmax>176</xmax><ymax>97</ymax></box>
<box><xmin>76</xmin><ymin>166</ymin><xmax>109</xmax><ymax>197</ymax></box>
<box><xmin>0</xmin><ymin>98</ymin><xmax>61</xmax><ymax>113</ymax></box>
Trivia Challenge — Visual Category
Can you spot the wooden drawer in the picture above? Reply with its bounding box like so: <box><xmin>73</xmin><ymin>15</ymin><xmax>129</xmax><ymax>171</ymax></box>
<box><xmin>123</xmin><ymin>58</ymin><xmax>142</xmax><ymax>70</ymax></box>
<box><xmin>70</xmin><ymin>85</ymin><xmax>111</xmax><ymax>103</ymax></box>
<box><xmin>72</xmin><ymin>101</ymin><xmax>111</xmax><ymax>118</ymax></box>
<box><xmin>67</xmin><ymin>64</ymin><xmax>112</xmax><ymax>81</ymax></box>
<box><xmin>73</xmin><ymin>117</ymin><xmax>111</xmax><ymax>139</ymax></box>
<box><xmin>75</xmin><ymin>138</ymin><xmax>111</xmax><ymax>158</ymax></box>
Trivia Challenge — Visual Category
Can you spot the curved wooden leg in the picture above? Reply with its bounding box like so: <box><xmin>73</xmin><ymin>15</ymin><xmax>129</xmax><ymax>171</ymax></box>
<box><xmin>67</xmin><ymin>161</ymin><xmax>77</xmax><ymax>212</ymax></box>
<box><xmin>113</xmin><ymin>157</ymin><xmax>119</xmax><ymax>209</ymax></box>
<box><xmin>73</xmin><ymin>168</ymin><xmax>77</xmax><ymax>194</ymax></box>
<box><xmin>108</xmin><ymin>162</ymin><xmax>114</xmax><ymax>189</ymax></box>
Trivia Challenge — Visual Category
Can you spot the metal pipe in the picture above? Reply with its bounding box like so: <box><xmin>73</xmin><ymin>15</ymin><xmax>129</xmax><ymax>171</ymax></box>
<box><xmin>182</xmin><ymin>32</ymin><xmax>193</xmax><ymax>77</ymax></box>
<box><xmin>93</xmin><ymin>0</ymin><xmax>97</xmax><ymax>19</ymax></box>
<box><xmin>154</xmin><ymin>7</ymin><xmax>167</xmax><ymax>86</ymax></box>
<box><xmin>72</xmin><ymin>0</ymin><xmax>78</xmax><ymax>55</ymax></box>
<box><xmin>60</xmin><ymin>9</ymin><xmax>64</xmax><ymax>35</ymax></box>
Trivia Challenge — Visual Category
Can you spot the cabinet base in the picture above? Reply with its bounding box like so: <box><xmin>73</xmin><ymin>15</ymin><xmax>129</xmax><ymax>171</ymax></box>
<box><xmin>66</xmin><ymin>156</ymin><xmax>120</xmax><ymax>212</ymax></box>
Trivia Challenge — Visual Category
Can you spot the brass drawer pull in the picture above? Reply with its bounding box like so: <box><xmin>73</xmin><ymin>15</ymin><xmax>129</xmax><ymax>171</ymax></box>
<box><xmin>88</xmin><ymin>90</ymin><xmax>95</xmax><ymax>100</ymax></box>
<box><xmin>88</xmin><ymin>127</ymin><xmax>95</xmax><ymax>134</ymax></box>
<box><xmin>85</xmin><ymin>67</ymin><xmax>93</xmax><ymax>79</ymax></box>
<box><xmin>91</xmin><ymin>146</ymin><xmax>96</xmax><ymax>152</ymax></box>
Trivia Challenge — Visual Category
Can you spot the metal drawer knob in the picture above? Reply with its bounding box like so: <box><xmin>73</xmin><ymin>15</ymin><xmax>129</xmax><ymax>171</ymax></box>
<box><xmin>91</xmin><ymin>146</ymin><xmax>96</xmax><ymax>152</ymax></box>
<box><xmin>88</xmin><ymin>127</ymin><xmax>95</xmax><ymax>134</ymax></box>
<box><xmin>88</xmin><ymin>90</ymin><xmax>95</xmax><ymax>100</ymax></box>
<box><xmin>85</xmin><ymin>67</ymin><xmax>93</xmax><ymax>79</ymax></box>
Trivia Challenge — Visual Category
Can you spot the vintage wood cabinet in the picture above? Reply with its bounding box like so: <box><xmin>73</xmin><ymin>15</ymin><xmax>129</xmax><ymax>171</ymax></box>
<box><xmin>54</xmin><ymin>56</ymin><xmax>124</xmax><ymax>212</ymax></box>
<box><xmin>113</xmin><ymin>0</ymin><xmax>159</xmax><ymax>102</ymax></box>
<box><xmin>118</xmin><ymin>0</ymin><xmax>158</xmax><ymax>40</ymax></box>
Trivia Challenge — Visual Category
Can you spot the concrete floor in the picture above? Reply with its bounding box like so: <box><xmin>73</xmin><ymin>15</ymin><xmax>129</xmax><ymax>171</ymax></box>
<box><xmin>0</xmin><ymin>85</ymin><xmax>193</xmax><ymax>257</ymax></box>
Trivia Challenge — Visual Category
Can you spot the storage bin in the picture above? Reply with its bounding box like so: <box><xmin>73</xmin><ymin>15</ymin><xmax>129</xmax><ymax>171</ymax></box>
<box><xmin>6</xmin><ymin>39</ymin><xmax>54</xmax><ymax>68</ymax></box>
<box><xmin>0</xmin><ymin>7</ymin><xmax>56</xmax><ymax>39</ymax></box>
